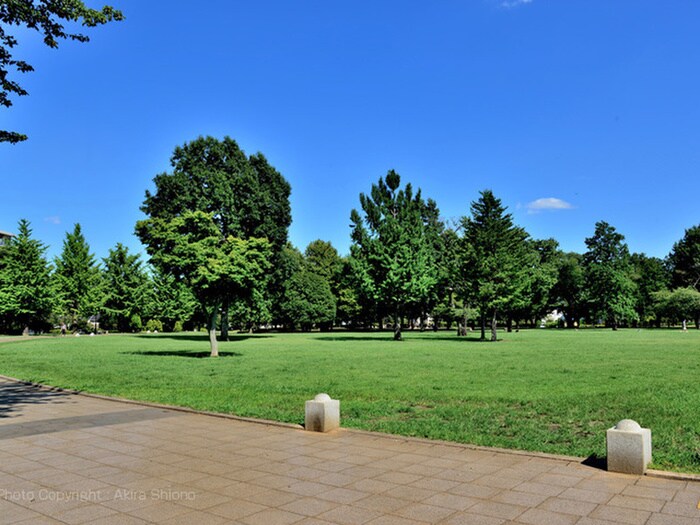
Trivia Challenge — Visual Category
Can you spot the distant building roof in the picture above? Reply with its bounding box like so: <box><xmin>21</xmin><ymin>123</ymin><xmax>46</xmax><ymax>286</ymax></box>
<box><xmin>0</xmin><ymin>231</ymin><xmax>14</xmax><ymax>237</ymax></box>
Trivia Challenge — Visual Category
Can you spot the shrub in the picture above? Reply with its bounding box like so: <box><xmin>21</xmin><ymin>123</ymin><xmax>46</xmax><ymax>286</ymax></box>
<box><xmin>145</xmin><ymin>319</ymin><xmax>163</xmax><ymax>332</ymax></box>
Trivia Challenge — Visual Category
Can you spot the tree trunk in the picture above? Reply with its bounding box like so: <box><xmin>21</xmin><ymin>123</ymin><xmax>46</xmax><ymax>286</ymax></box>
<box><xmin>506</xmin><ymin>317</ymin><xmax>513</xmax><ymax>333</ymax></box>
<box><xmin>490</xmin><ymin>309</ymin><xmax>498</xmax><ymax>341</ymax></box>
<box><xmin>209</xmin><ymin>309</ymin><xmax>219</xmax><ymax>357</ymax></box>
<box><xmin>393</xmin><ymin>311</ymin><xmax>402</xmax><ymax>341</ymax></box>
<box><xmin>480</xmin><ymin>312</ymin><xmax>486</xmax><ymax>340</ymax></box>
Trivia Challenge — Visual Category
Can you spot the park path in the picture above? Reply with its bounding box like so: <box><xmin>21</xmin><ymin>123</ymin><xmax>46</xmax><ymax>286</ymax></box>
<box><xmin>1</xmin><ymin>377</ymin><xmax>699</xmax><ymax>525</ymax></box>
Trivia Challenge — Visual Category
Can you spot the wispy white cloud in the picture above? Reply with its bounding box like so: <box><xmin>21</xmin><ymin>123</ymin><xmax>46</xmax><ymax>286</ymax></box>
<box><xmin>44</xmin><ymin>216</ymin><xmax>61</xmax><ymax>225</ymax></box>
<box><xmin>526</xmin><ymin>197</ymin><xmax>574</xmax><ymax>214</ymax></box>
<box><xmin>500</xmin><ymin>0</ymin><xmax>533</xmax><ymax>8</ymax></box>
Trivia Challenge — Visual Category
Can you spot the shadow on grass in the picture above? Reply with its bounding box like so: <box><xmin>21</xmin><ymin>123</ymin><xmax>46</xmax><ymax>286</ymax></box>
<box><xmin>581</xmin><ymin>453</ymin><xmax>607</xmax><ymax>471</ymax></box>
<box><xmin>315</xmin><ymin>335</ymin><xmax>493</xmax><ymax>343</ymax></box>
<box><xmin>125</xmin><ymin>350</ymin><xmax>243</xmax><ymax>358</ymax></box>
<box><xmin>133</xmin><ymin>334</ymin><xmax>270</xmax><ymax>342</ymax></box>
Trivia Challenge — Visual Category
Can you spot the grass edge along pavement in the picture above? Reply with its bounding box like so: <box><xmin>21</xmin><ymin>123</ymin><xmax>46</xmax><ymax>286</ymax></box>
<box><xmin>0</xmin><ymin>329</ymin><xmax>699</xmax><ymax>473</ymax></box>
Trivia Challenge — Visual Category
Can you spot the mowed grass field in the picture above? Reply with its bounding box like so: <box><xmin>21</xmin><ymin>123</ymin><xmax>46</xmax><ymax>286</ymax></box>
<box><xmin>1</xmin><ymin>329</ymin><xmax>699</xmax><ymax>472</ymax></box>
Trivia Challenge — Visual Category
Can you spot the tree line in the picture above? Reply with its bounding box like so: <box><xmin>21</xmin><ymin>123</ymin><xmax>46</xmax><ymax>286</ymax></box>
<box><xmin>1</xmin><ymin>136</ymin><xmax>699</xmax><ymax>354</ymax></box>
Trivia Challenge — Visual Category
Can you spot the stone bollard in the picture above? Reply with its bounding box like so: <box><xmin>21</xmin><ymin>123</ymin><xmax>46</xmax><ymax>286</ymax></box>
<box><xmin>606</xmin><ymin>419</ymin><xmax>652</xmax><ymax>475</ymax></box>
<box><xmin>305</xmin><ymin>393</ymin><xmax>340</xmax><ymax>432</ymax></box>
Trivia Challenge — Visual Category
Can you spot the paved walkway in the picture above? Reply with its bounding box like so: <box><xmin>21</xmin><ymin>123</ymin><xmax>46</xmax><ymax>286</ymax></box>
<box><xmin>1</xmin><ymin>378</ymin><xmax>699</xmax><ymax>525</ymax></box>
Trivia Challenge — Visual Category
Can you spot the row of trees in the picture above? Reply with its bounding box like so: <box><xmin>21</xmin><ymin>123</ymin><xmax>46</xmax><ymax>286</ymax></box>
<box><xmin>2</xmin><ymin>136</ymin><xmax>699</xmax><ymax>355</ymax></box>
<box><xmin>344</xmin><ymin>174</ymin><xmax>699</xmax><ymax>340</ymax></box>
<box><xmin>0</xmin><ymin>221</ymin><xmax>196</xmax><ymax>336</ymax></box>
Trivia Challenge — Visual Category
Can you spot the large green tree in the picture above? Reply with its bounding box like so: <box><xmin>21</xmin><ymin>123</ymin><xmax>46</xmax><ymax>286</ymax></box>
<box><xmin>101</xmin><ymin>243</ymin><xmax>148</xmax><ymax>332</ymax></box>
<box><xmin>137</xmin><ymin>210</ymin><xmax>271</xmax><ymax>356</ymax></box>
<box><xmin>137</xmin><ymin>136</ymin><xmax>291</xmax><ymax>336</ymax></box>
<box><xmin>582</xmin><ymin>221</ymin><xmax>638</xmax><ymax>329</ymax></box>
<box><xmin>0</xmin><ymin>219</ymin><xmax>54</xmax><ymax>333</ymax></box>
<box><xmin>350</xmin><ymin>170</ymin><xmax>440</xmax><ymax>340</ymax></box>
<box><xmin>460</xmin><ymin>190</ymin><xmax>533</xmax><ymax>341</ymax></box>
<box><xmin>53</xmin><ymin>223</ymin><xmax>101</xmax><ymax>329</ymax></box>
<box><xmin>668</xmin><ymin>224</ymin><xmax>700</xmax><ymax>291</ymax></box>
<box><xmin>1</xmin><ymin>0</ymin><xmax>123</xmax><ymax>143</ymax></box>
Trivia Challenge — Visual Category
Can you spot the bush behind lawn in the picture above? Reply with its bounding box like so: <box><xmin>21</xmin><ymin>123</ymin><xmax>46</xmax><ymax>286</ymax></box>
<box><xmin>1</xmin><ymin>329</ymin><xmax>699</xmax><ymax>472</ymax></box>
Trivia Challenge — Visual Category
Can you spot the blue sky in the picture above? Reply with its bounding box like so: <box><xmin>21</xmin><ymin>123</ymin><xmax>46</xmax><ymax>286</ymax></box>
<box><xmin>2</xmin><ymin>0</ymin><xmax>699</xmax><ymax>262</ymax></box>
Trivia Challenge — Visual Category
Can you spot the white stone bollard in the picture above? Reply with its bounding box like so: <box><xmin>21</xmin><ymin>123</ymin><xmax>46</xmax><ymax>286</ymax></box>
<box><xmin>606</xmin><ymin>419</ymin><xmax>652</xmax><ymax>475</ymax></box>
<box><xmin>305</xmin><ymin>393</ymin><xmax>340</xmax><ymax>432</ymax></box>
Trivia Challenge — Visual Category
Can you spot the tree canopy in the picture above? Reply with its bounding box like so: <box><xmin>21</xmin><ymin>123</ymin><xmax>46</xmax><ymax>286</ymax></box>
<box><xmin>139</xmin><ymin>136</ymin><xmax>291</xmax><ymax>249</ymax></box>
<box><xmin>53</xmin><ymin>223</ymin><xmax>101</xmax><ymax>328</ymax></box>
<box><xmin>1</xmin><ymin>0</ymin><xmax>123</xmax><ymax>143</ymax></box>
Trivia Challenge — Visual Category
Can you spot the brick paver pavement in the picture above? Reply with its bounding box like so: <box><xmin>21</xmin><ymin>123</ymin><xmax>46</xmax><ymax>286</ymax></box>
<box><xmin>1</xmin><ymin>377</ymin><xmax>699</xmax><ymax>524</ymax></box>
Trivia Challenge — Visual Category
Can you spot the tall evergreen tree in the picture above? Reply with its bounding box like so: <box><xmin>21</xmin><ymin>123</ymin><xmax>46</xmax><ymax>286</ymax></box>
<box><xmin>460</xmin><ymin>190</ymin><xmax>533</xmax><ymax>341</ymax></box>
<box><xmin>101</xmin><ymin>243</ymin><xmax>149</xmax><ymax>332</ymax></box>
<box><xmin>350</xmin><ymin>170</ymin><xmax>440</xmax><ymax>340</ymax></box>
<box><xmin>53</xmin><ymin>223</ymin><xmax>101</xmax><ymax>329</ymax></box>
<box><xmin>582</xmin><ymin>221</ymin><xmax>638</xmax><ymax>329</ymax></box>
<box><xmin>0</xmin><ymin>219</ymin><xmax>54</xmax><ymax>333</ymax></box>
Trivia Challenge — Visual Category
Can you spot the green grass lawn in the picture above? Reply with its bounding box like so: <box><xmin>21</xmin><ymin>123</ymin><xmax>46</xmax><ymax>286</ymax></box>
<box><xmin>1</xmin><ymin>329</ymin><xmax>699</xmax><ymax>472</ymax></box>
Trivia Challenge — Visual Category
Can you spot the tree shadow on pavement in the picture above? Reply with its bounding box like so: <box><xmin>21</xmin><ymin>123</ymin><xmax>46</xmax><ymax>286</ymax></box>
<box><xmin>0</xmin><ymin>380</ymin><xmax>71</xmax><ymax>419</ymax></box>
